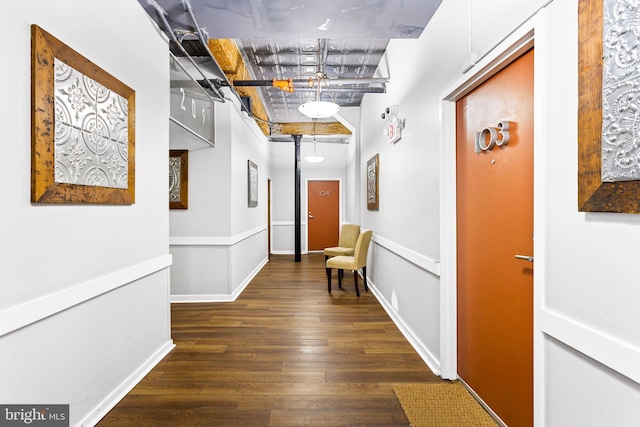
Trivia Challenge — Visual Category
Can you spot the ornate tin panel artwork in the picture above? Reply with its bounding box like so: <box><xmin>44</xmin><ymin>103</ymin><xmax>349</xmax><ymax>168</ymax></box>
<box><xmin>169</xmin><ymin>150</ymin><xmax>188</xmax><ymax>209</ymax></box>
<box><xmin>31</xmin><ymin>25</ymin><xmax>135</xmax><ymax>204</ymax></box>
<box><xmin>601</xmin><ymin>0</ymin><xmax>640</xmax><ymax>182</ymax></box>
<box><xmin>54</xmin><ymin>59</ymin><xmax>129</xmax><ymax>188</ymax></box>
<box><xmin>367</xmin><ymin>154</ymin><xmax>379</xmax><ymax>210</ymax></box>
<box><xmin>169</xmin><ymin>156</ymin><xmax>181</xmax><ymax>203</ymax></box>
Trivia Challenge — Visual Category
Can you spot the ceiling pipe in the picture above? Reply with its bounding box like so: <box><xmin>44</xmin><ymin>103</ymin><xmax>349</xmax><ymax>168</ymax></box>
<box><xmin>320</xmin><ymin>38</ymin><xmax>329</xmax><ymax>75</ymax></box>
<box><xmin>180</xmin><ymin>0</ymin><xmax>233</xmax><ymax>101</ymax></box>
<box><xmin>233</xmin><ymin>78</ymin><xmax>388</xmax><ymax>87</ymax></box>
<box><xmin>294</xmin><ymin>87</ymin><xmax>386</xmax><ymax>93</ymax></box>
<box><xmin>147</xmin><ymin>0</ymin><xmax>225</xmax><ymax>102</ymax></box>
<box><xmin>179</xmin><ymin>0</ymin><xmax>275</xmax><ymax>127</ymax></box>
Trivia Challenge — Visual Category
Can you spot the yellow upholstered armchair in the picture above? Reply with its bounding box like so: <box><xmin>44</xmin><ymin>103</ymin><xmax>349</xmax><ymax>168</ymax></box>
<box><xmin>326</xmin><ymin>229</ymin><xmax>373</xmax><ymax>297</ymax></box>
<box><xmin>324</xmin><ymin>223</ymin><xmax>360</xmax><ymax>261</ymax></box>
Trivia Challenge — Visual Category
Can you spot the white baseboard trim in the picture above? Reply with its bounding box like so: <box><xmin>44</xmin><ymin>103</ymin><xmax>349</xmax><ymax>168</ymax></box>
<box><xmin>372</xmin><ymin>234</ymin><xmax>440</xmax><ymax>276</ymax></box>
<box><xmin>171</xmin><ymin>257</ymin><xmax>269</xmax><ymax>303</ymax></box>
<box><xmin>0</xmin><ymin>255</ymin><xmax>173</xmax><ymax>338</ymax></box>
<box><xmin>269</xmin><ymin>250</ymin><xmax>310</xmax><ymax>255</ymax></box>
<box><xmin>540</xmin><ymin>308</ymin><xmax>640</xmax><ymax>385</ymax></box>
<box><xmin>171</xmin><ymin>294</ymin><xmax>237</xmax><ymax>303</ymax></box>
<box><xmin>79</xmin><ymin>340</ymin><xmax>175</xmax><ymax>427</ymax></box>
<box><xmin>366</xmin><ymin>275</ymin><xmax>441</xmax><ymax>376</ymax></box>
<box><xmin>272</xmin><ymin>221</ymin><xmax>307</xmax><ymax>227</ymax></box>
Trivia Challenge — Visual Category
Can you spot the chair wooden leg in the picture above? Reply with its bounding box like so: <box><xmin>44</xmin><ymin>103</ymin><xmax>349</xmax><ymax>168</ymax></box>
<box><xmin>363</xmin><ymin>266</ymin><xmax>368</xmax><ymax>292</ymax></box>
<box><xmin>338</xmin><ymin>269</ymin><xmax>343</xmax><ymax>289</ymax></box>
<box><xmin>327</xmin><ymin>268</ymin><xmax>332</xmax><ymax>293</ymax></box>
<box><xmin>353</xmin><ymin>270</ymin><xmax>360</xmax><ymax>297</ymax></box>
<box><xmin>325</xmin><ymin>256</ymin><xmax>329</xmax><ymax>277</ymax></box>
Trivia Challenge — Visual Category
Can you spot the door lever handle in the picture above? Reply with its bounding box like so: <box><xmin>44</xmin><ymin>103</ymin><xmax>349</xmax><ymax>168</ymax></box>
<box><xmin>308</xmin><ymin>215</ymin><xmax>314</xmax><ymax>219</ymax></box>
<box><xmin>515</xmin><ymin>255</ymin><xmax>534</xmax><ymax>262</ymax></box>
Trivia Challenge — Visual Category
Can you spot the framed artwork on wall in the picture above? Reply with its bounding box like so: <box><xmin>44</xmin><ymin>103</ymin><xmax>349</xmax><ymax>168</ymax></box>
<box><xmin>248</xmin><ymin>160</ymin><xmax>258</xmax><ymax>207</ymax></box>
<box><xmin>169</xmin><ymin>150</ymin><xmax>188</xmax><ymax>209</ymax></box>
<box><xmin>367</xmin><ymin>154</ymin><xmax>379</xmax><ymax>210</ymax></box>
<box><xmin>31</xmin><ymin>24</ymin><xmax>135</xmax><ymax>204</ymax></box>
<box><xmin>578</xmin><ymin>0</ymin><xmax>640</xmax><ymax>213</ymax></box>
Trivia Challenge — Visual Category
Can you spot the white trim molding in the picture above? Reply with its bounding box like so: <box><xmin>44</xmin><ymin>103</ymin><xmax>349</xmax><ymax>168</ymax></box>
<box><xmin>78</xmin><ymin>340</ymin><xmax>175</xmax><ymax>427</ymax></box>
<box><xmin>272</xmin><ymin>221</ymin><xmax>306</xmax><ymax>227</ymax></box>
<box><xmin>372</xmin><ymin>234</ymin><xmax>440</xmax><ymax>276</ymax></box>
<box><xmin>540</xmin><ymin>308</ymin><xmax>640</xmax><ymax>385</ymax></box>
<box><xmin>440</xmin><ymin>14</ymin><xmax>539</xmax><ymax>383</ymax></box>
<box><xmin>367</xmin><ymin>276</ymin><xmax>441</xmax><ymax>376</ymax></box>
<box><xmin>170</xmin><ymin>225</ymin><xmax>267</xmax><ymax>246</ymax></box>
<box><xmin>171</xmin><ymin>256</ymin><xmax>268</xmax><ymax>303</ymax></box>
<box><xmin>0</xmin><ymin>255</ymin><xmax>173</xmax><ymax>337</ymax></box>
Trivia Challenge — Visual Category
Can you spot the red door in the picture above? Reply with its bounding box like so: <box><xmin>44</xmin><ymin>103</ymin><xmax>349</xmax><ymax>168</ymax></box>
<box><xmin>307</xmin><ymin>181</ymin><xmax>339</xmax><ymax>251</ymax></box>
<box><xmin>456</xmin><ymin>49</ymin><xmax>534</xmax><ymax>426</ymax></box>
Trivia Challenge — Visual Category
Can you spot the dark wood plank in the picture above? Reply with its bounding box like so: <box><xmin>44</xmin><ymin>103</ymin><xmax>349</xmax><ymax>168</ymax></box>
<box><xmin>97</xmin><ymin>254</ymin><xmax>443</xmax><ymax>426</ymax></box>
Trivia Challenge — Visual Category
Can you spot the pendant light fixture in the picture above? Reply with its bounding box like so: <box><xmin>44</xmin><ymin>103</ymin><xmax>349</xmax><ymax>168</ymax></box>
<box><xmin>304</xmin><ymin>119</ymin><xmax>325</xmax><ymax>163</ymax></box>
<box><xmin>298</xmin><ymin>40</ymin><xmax>340</xmax><ymax>119</ymax></box>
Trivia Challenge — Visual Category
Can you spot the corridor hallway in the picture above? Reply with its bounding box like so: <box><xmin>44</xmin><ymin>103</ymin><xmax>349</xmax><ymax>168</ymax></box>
<box><xmin>97</xmin><ymin>254</ymin><xmax>443</xmax><ymax>426</ymax></box>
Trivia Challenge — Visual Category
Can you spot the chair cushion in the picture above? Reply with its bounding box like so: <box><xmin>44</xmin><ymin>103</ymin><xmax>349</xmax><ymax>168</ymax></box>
<box><xmin>324</xmin><ymin>246</ymin><xmax>355</xmax><ymax>257</ymax></box>
<box><xmin>326</xmin><ymin>255</ymin><xmax>356</xmax><ymax>270</ymax></box>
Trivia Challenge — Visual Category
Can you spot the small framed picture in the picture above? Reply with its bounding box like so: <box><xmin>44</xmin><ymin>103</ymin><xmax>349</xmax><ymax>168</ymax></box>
<box><xmin>367</xmin><ymin>154</ymin><xmax>379</xmax><ymax>210</ymax></box>
<box><xmin>169</xmin><ymin>150</ymin><xmax>188</xmax><ymax>209</ymax></box>
<box><xmin>248</xmin><ymin>160</ymin><xmax>258</xmax><ymax>207</ymax></box>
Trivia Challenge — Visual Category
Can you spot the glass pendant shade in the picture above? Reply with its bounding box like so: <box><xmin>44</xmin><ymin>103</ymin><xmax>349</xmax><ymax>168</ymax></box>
<box><xmin>304</xmin><ymin>138</ymin><xmax>325</xmax><ymax>163</ymax></box>
<box><xmin>298</xmin><ymin>100</ymin><xmax>340</xmax><ymax>119</ymax></box>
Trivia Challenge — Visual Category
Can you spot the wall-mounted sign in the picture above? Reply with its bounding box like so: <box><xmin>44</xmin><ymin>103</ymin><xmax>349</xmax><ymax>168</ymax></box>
<box><xmin>170</xmin><ymin>54</ymin><xmax>215</xmax><ymax>146</ymax></box>
<box><xmin>381</xmin><ymin>105</ymin><xmax>406</xmax><ymax>144</ymax></box>
<box><xmin>475</xmin><ymin>121</ymin><xmax>511</xmax><ymax>152</ymax></box>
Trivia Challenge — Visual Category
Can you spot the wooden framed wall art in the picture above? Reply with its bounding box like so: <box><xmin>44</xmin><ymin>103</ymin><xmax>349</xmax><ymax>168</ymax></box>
<box><xmin>169</xmin><ymin>150</ymin><xmax>188</xmax><ymax>209</ymax></box>
<box><xmin>578</xmin><ymin>0</ymin><xmax>640</xmax><ymax>213</ymax></box>
<box><xmin>31</xmin><ymin>25</ymin><xmax>135</xmax><ymax>204</ymax></box>
<box><xmin>367</xmin><ymin>154</ymin><xmax>379</xmax><ymax>210</ymax></box>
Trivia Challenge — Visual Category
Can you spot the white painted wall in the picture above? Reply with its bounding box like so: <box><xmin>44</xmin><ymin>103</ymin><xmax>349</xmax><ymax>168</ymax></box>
<box><xmin>336</xmin><ymin>107</ymin><xmax>361</xmax><ymax>223</ymax></box>
<box><xmin>358</xmin><ymin>0</ymin><xmax>640</xmax><ymax>424</ymax></box>
<box><xmin>537</xmin><ymin>0</ymin><xmax>640</xmax><ymax>424</ymax></box>
<box><xmin>169</xmin><ymin>93</ymin><xmax>270</xmax><ymax>300</ymax></box>
<box><xmin>3</xmin><ymin>0</ymin><xmax>638</xmax><ymax>425</ymax></box>
<box><xmin>0</xmin><ymin>1</ymin><xmax>172</xmax><ymax>426</ymax></box>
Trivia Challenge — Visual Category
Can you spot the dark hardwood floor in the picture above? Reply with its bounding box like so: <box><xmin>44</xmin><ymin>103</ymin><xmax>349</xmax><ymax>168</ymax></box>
<box><xmin>97</xmin><ymin>254</ymin><xmax>443</xmax><ymax>427</ymax></box>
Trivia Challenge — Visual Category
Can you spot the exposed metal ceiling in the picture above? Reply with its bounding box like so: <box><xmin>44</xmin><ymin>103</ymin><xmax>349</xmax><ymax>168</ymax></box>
<box><xmin>236</xmin><ymin>37</ymin><xmax>389</xmax><ymax>122</ymax></box>
<box><xmin>138</xmin><ymin>0</ymin><xmax>442</xmax><ymax>133</ymax></box>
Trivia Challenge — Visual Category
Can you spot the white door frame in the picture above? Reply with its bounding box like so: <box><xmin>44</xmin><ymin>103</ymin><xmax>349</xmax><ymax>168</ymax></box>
<box><xmin>439</xmin><ymin>13</ymin><xmax>547</xmax><ymax>425</ymax></box>
<box><xmin>305</xmin><ymin>178</ymin><xmax>343</xmax><ymax>253</ymax></box>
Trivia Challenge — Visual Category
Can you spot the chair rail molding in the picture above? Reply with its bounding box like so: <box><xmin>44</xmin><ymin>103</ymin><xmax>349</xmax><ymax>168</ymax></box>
<box><xmin>0</xmin><ymin>255</ymin><xmax>173</xmax><ymax>337</ymax></box>
<box><xmin>540</xmin><ymin>308</ymin><xmax>640</xmax><ymax>385</ymax></box>
<box><xmin>170</xmin><ymin>225</ymin><xmax>267</xmax><ymax>246</ymax></box>
<box><xmin>371</xmin><ymin>234</ymin><xmax>440</xmax><ymax>276</ymax></box>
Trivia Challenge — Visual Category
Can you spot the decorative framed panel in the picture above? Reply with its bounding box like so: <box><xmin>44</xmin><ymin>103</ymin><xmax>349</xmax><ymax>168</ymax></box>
<box><xmin>367</xmin><ymin>154</ymin><xmax>379</xmax><ymax>210</ymax></box>
<box><xmin>248</xmin><ymin>160</ymin><xmax>258</xmax><ymax>207</ymax></box>
<box><xmin>578</xmin><ymin>0</ymin><xmax>640</xmax><ymax>213</ymax></box>
<box><xmin>31</xmin><ymin>25</ymin><xmax>135</xmax><ymax>204</ymax></box>
<box><xmin>169</xmin><ymin>150</ymin><xmax>188</xmax><ymax>209</ymax></box>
